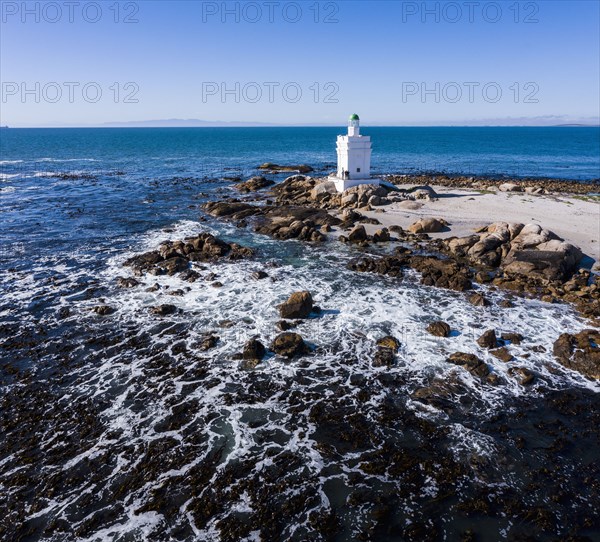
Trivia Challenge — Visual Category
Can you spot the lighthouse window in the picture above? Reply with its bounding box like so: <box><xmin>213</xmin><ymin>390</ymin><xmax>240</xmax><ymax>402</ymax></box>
<box><xmin>357</xmin><ymin>168</ymin><xmax>361</xmax><ymax>172</ymax></box>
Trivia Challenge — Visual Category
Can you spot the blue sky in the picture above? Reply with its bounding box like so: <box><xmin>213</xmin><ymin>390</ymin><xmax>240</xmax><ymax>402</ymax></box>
<box><xmin>1</xmin><ymin>0</ymin><xmax>599</xmax><ymax>126</ymax></box>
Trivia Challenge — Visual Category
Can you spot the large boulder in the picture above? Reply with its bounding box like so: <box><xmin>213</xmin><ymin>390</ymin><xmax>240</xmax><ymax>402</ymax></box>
<box><xmin>408</xmin><ymin>218</ymin><xmax>448</xmax><ymax>234</ymax></box>
<box><xmin>348</xmin><ymin>225</ymin><xmax>368</xmax><ymax>243</ymax></box>
<box><xmin>270</xmin><ymin>332</ymin><xmax>309</xmax><ymax>358</ymax></box>
<box><xmin>278</xmin><ymin>291</ymin><xmax>313</xmax><ymax>319</ymax></box>
<box><xmin>553</xmin><ymin>330</ymin><xmax>600</xmax><ymax>379</ymax></box>
<box><xmin>502</xmin><ymin>239</ymin><xmax>583</xmax><ymax>282</ymax></box>
<box><xmin>243</xmin><ymin>338</ymin><xmax>266</xmax><ymax>361</ymax></box>
<box><xmin>310</xmin><ymin>181</ymin><xmax>338</xmax><ymax>201</ymax></box>
<box><xmin>477</xmin><ymin>329</ymin><xmax>498</xmax><ymax>349</ymax></box>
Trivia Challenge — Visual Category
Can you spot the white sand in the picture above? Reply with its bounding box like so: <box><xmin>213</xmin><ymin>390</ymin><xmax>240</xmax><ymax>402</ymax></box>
<box><xmin>356</xmin><ymin>185</ymin><xmax>600</xmax><ymax>267</ymax></box>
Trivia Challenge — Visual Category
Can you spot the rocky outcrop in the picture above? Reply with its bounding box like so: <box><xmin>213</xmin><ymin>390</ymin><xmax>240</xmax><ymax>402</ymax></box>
<box><xmin>270</xmin><ymin>332</ymin><xmax>309</xmax><ymax>358</ymax></box>
<box><xmin>258</xmin><ymin>163</ymin><xmax>313</xmax><ymax>174</ymax></box>
<box><xmin>553</xmin><ymin>330</ymin><xmax>600</xmax><ymax>379</ymax></box>
<box><xmin>234</xmin><ymin>176</ymin><xmax>275</xmax><ymax>193</ymax></box>
<box><xmin>124</xmin><ymin>233</ymin><xmax>254</xmax><ymax>277</ymax></box>
<box><xmin>278</xmin><ymin>291</ymin><xmax>313</xmax><ymax>319</ymax></box>
<box><xmin>347</xmin><ymin>225</ymin><xmax>367</xmax><ymax>243</ymax></box>
<box><xmin>410</xmin><ymin>256</ymin><xmax>473</xmax><ymax>291</ymax></box>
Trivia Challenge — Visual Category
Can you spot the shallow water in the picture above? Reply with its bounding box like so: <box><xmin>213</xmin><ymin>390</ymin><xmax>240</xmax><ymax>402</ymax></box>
<box><xmin>1</xmin><ymin>129</ymin><xmax>600</xmax><ymax>541</ymax></box>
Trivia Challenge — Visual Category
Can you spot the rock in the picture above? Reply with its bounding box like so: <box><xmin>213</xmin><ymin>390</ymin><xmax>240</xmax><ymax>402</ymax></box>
<box><xmin>270</xmin><ymin>332</ymin><xmax>309</xmax><ymax>358</ymax></box>
<box><xmin>278</xmin><ymin>291</ymin><xmax>313</xmax><ymax>319</ymax></box>
<box><xmin>446</xmin><ymin>352</ymin><xmax>490</xmax><ymax>378</ymax></box>
<box><xmin>348</xmin><ymin>225</ymin><xmax>367</xmax><ymax>243</ymax></box>
<box><xmin>468</xmin><ymin>293</ymin><xmax>489</xmax><ymax>306</ymax></box>
<box><xmin>491</xmin><ymin>347</ymin><xmax>513</xmax><ymax>362</ymax></box>
<box><xmin>341</xmin><ymin>193</ymin><xmax>358</xmax><ymax>207</ymax></box>
<box><xmin>150</xmin><ymin>304</ymin><xmax>178</xmax><ymax>316</ymax></box>
<box><xmin>524</xmin><ymin>186</ymin><xmax>544</xmax><ymax>195</ymax></box>
<box><xmin>373</xmin><ymin>347</ymin><xmax>395</xmax><ymax>367</ymax></box>
<box><xmin>498</xmin><ymin>182</ymin><xmax>522</xmax><ymax>192</ymax></box>
<box><xmin>372</xmin><ymin>228</ymin><xmax>390</xmax><ymax>242</ymax></box>
<box><xmin>477</xmin><ymin>329</ymin><xmax>498</xmax><ymax>349</ymax></box>
<box><xmin>92</xmin><ymin>305</ymin><xmax>115</xmax><ymax>316</ymax></box>
<box><xmin>203</xmin><ymin>201</ymin><xmax>261</xmax><ymax>218</ymax></box>
<box><xmin>398</xmin><ymin>200</ymin><xmax>423</xmax><ymax>210</ymax></box>
<box><xmin>445</xmin><ymin>235</ymin><xmax>480</xmax><ymax>257</ymax></box>
<box><xmin>117</xmin><ymin>277</ymin><xmax>139</xmax><ymax>288</ymax></box>
<box><xmin>234</xmin><ymin>176</ymin><xmax>275</xmax><ymax>193</ymax></box>
<box><xmin>553</xmin><ymin>330</ymin><xmax>600</xmax><ymax>379</ymax></box>
<box><xmin>251</xmin><ymin>270</ymin><xmax>268</xmax><ymax>280</ymax></box>
<box><xmin>276</xmin><ymin>320</ymin><xmax>298</xmax><ymax>331</ymax></box>
<box><xmin>410</xmin><ymin>256</ymin><xmax>472</xmax><ymax>291</ymax></box>
<box><xmin>376</xmin><ymin>336</ymin><xmax>401</xmax><ymax>351</ymax></box>
<box><xmin>258</xmin><ymin>163</ymin><xmax>313</xmax><ymax>174</ymax></box>
<box><xmin>310</xmin><ymin>181</ymin><xmax>338</xmax><ymax>201</ymax></box>
<box><xmin>199</xmin><ymin>335</ymin><xmax>219</xmax><ymax>350</ymax></box>
<box><xmin>242</xmin><ymin>338</ymin><xmax>266</xmax><ymax>361</ymax></box>
<box><xmin>508</xmin><ymin>367</ymin><xmax>535</xmax><ymax>386</ymax></box>
<box><xmin>408</xmin><ymin>218</ymin><xmax>448</xmax><ymax>234</ymax></box>
<box><xmin>408</xmin><ymin>185</ymin><xmax>438</xmax><ymax>200</ymax></box>
<box><xmin>427</xmin><ymin>321</ymin><xmax>451</xmax><ymax>337</ymax></box>
<box><xmin>501</xmin><ymin>332</ymin><xmax>523</xmax><ymax>345</ymax></box>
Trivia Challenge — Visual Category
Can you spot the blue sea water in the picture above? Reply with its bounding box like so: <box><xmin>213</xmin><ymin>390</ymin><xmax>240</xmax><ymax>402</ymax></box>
<box><xmin>1</xmin><ymin>127</ymin><xmax>600</xmax><ymax>541</ymax></box>
<box><xmin>1</xmin><ymin>126</ymin><xmax>600</xmax><ymax>182</ymax></box>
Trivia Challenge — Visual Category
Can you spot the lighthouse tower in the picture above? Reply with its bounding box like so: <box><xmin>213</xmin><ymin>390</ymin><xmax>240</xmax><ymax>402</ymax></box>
<box><xmin>331</xmin><ymin>114</ymin><xmax>379</xmax><ymax>192</ymax></box>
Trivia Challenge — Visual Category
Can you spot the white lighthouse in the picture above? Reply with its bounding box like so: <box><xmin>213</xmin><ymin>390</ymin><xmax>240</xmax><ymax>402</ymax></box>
<box><xmin>331</xmin><ymin>114</ymin><xmax>379</xmax><ymax>192</ymax></box>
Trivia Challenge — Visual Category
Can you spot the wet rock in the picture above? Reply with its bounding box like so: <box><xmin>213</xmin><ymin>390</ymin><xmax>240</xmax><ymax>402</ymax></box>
<box><xmin>258</xmin><ymin>162</ymin><xmax>313</xmax><ymax>174</ymax></box>
<box><xmin>211</xmin><ymin>281</ymin><xmax>223</xmax><ymax>288</ymax></box>
<box><xmin>446</xmin><ymin>352</ymin><xmax>490</xmax><ymax>378</ymax></box>
<box><xmin>92</xmin><ymin>305</ymin><xmax>115</xmax><ymax>316</ymax></box>
<box><xmin>508</xmin><ymin>366</ymin><xmax>535</xmax><ymax>385</ymax></box>
<box><xmin>150</xmin><ymin>304</ymin><xmax>178</xmax><ymax>316</ymax></box>
<box><xmin>376</xmin><ymin>336</ymin><xmax>401</xmax><ymax>351</ymax></box>
<box><xmin>251</xmin><ymin>270</ymin><xmax>268</xmax><ymax>280</ymax></box>
<box><xmin>242</xmin><ymin>338</ymin><xmax>266</xmax><ymax>361</ymax></box>
<box><xmin>408</xmin><ymin>218</ymin><xmax>448</xmax><ymax>234</ymax></box>
<box><xmin>468</xmin><ymin>293</ymin><xmax>489</xmax><ymax>306</ymax></box>
<box><xmin>411</xmin><ymin>256</ymin><xmax>472</xmax><ymax>291</ymax></box>
<box><xmin>491</xmin><ymin>347</ymin><xmax>513</xmax><ymax>362</ymax></box>
<box><xmin>278</xmin><ymin>291</ymin><xmax>313</xmax><ymax>319</ymax></box>
<box><xmin>156</xmin><ymin>257</ymin><xmax>189</xmax><ymax>276</ymax></box>
<box><xmin>117</xmin><ymin>277</ymin><xmax>140</xmax><ymax>288</ymax></box>
<box><xmin>427</xmin><ymin>321</ymin><xmax>451</xmax><ymax>337</ymax></box>
<box><xmin>234</xmin><ymin>176</ymin><xmax>274</xmax><ymax>193</ymax></box>
<box><xmin>348</xmin><ymin>225</ymin><xmax>367</xmax><ymax>243</ymax></box>
<box><xmin>203</xmin><ymin>201</ymin><xmax>261</xmax><ymax>219</ymax></box>
<box><xmin>501</xmin><ymin>332</ymin><xmax>523</xmax><ymax>345</ymax></box>
<box><xmin>276</xmin><ymin>320</ymin><xmax>298</xmax><ymax>331</ymax></box>
<box><xmin>347</xmin><ymin>255</ymin><xmax>405</xmax><ymax>278</ymax></box>
<box><xmin>270</xmin><ymin>332</ymin><xmax>309</xmax><ymax>358</ymax></box>
<box><xmin>553</xmin><ymin>330</ymin><xmax>600</xmax><ymax>379</ymax></box>
<box><xmin>373</xmin><ymin>347</ymin><xmax>395</xmax><ymax>367</ymax></box>
<box><xmin>477</xmin><ymin>329</ymin><xmax>498</xmax><ymax>349</ymax></box>
<box><xmin>199</xmin><ymin>335</ymin><xmax>219</xmax><ymax>350</ymax></box>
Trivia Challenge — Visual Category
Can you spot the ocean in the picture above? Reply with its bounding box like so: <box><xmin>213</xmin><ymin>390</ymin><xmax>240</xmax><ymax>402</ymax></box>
<box><xmin>1</xmin><ymin>126</ymin><xmax>599</xmax><ymax>541</ymax></box>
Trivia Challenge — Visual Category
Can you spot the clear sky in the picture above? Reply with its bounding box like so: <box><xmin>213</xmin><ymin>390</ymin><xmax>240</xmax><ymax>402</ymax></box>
<box><xmin>1</xmin><ymin>0</ymin><xmax>599</xmax><ymax>126</ymax></box>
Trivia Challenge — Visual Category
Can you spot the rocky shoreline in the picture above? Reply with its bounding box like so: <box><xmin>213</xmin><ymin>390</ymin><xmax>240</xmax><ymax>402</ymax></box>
<box><xmin>110</xmin><ymin>172</ymin><xmax>600</xmax><ymax>382</ymax></box>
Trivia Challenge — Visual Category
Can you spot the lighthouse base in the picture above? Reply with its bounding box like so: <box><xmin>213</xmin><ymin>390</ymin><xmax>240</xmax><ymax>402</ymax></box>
<box><xmin>329</xmin><ymin>175</ymin><xmax>381</xmax><ymax>193</ymax></box>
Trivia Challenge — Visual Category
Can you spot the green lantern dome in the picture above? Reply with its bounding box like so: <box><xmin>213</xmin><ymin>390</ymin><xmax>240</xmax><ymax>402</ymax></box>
<box><xmin>349</xmin><ymin>114</ymin><xmax>360</xmax><ymax>121</ymax></box>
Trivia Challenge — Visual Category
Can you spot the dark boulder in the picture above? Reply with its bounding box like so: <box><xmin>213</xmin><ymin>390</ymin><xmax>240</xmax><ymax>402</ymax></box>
<box><xmin>270</xmin><ymin>332</ymin><xmax>309</xmax><ymax>358</ymax></box>
<box><xmin>426</xmin><ymin>321</ymin><xmax>451</xmax><ymax>337</ymax></box>
<box><xmin>278</xmin><ymin>291</ymin><xmax>313</xmax><ymax>319</ymax></box>
<box><xmin>477</xmin><ymin>329</ymin><xmax>498</xmax><ymax>349</ymax></box>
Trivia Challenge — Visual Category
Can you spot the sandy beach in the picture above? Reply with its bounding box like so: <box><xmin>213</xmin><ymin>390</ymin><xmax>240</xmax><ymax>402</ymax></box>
<box><xmin>357</xmin><ymin>185</ymin><xmax>600</xmax><ymax>267</ymax></box>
